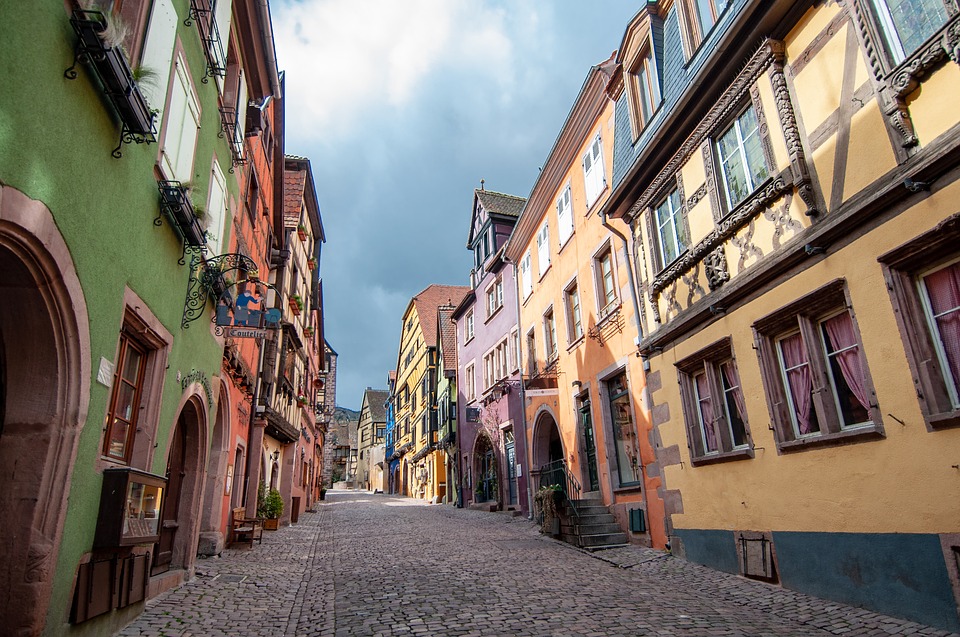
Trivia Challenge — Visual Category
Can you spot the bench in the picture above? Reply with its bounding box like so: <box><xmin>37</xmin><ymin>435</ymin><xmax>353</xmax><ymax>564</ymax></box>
<box><xmin>230</xmin><ymin>507</ymin><xmax>263</xmax><ymax>548</ymax></box>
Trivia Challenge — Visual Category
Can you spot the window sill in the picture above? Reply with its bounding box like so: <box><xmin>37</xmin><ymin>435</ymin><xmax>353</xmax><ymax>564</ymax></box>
<box><xmin>690</xmin><ymin>447</ymin><xmax>754</xmax><ymax>466</ymax></box>
<box><xmin>483</xmin><ymin>305</ymin><xmax>503</xmax><ymax>324</ymax></box>
<box><xmin>927</xmin><ymin>410</ymin><xmax>960</xmax><ymax>430</ymax></box>
<box><xmin>777</xmin><ymin>425</ymin><xmax>885</xmax><ymax>453</ymax></box>
<box><xmin>558</xmin><ymin>234</ymin><xmax>575</xmax><ymax>255</ymax></box>
<box><xmin>566</xmin><ymin>335</ymin><xmax>585</xmax><ymax>352</ymax></box>
<box><xmin>586</xmin><ymin>186</ymin><xmax>608</xmax><ymax>216</ymax></box>
<box><xmin>613</xmin><ymin>483</ymin><xmax>642</xmax><ymax>494</ymax></box>
<box><xmin>537</xmin><ymin>264</ymin><xmax>552</xmax><ymax>282</ymax></box>
<box><xmin>596</xmin><ymin>302</ymin><xmax>622</xmax><ymax>328</ymax></box>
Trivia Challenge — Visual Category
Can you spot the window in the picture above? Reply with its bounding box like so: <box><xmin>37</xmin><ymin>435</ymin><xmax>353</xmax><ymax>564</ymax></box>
<box><xmin>607</xmin><ymin>372</ymin><xmax>642</xmax><ymax>486</ymax></box>
<box><xmin>595</xmin><ymin>246</ymin><xmax>619</xmax><ymax>318</ymax></box>
<box><xmin>509</xmin><ymin>327</ymin><xmax>520</xmax><ymax>372</ymax></box>
<box><xmin>716</xmin><ymin>104</ymin><xmax>769</xmax><ymax>211</ymax></box>
<box><xmin>103</xmin><ymin>332</ymin><xmax>148</xmax><ymax>462</ymax></box>
<box><xmin>628</xmin><ymin>45</ymin><xmax>660</xmax><ymax>136</ymax></box>
<box><xmin>654</xmin><ymin>189</ymin><xmax>687</xmax><ymax>268</ymax></box>
<box><xmin>536</xmin><ymin>222</ymin><xmax>551</xmax><ymax>276</ymax></box>
<box><xmin>526</xmin><ymin>329</ymin><xmax>537</xmax><ymax>375</ymax></box>
<box><xmin>160</xmin><ymin>55</ymin><xmax>201</xmax><ymax>182</ymax></box>
<box><xmin>245</xmin><ymin>168</ymin><xmax>260</xmax><ymax>223</ymax></box>
<box><xmin>880</xmin><ymin>226</ymin><xmax>960</xmax><ymax>429</ymax></box>
<box><xmin>138</xmin><ymin>0</ymin><xmax>177</xmax><ymax>118</ymax></box>
<box><xmin>869</xmin><ymin>0</ymin><xmax>950</xmax><ymax>64</ymax></box>
<box><xmin>583</xmin><ymin>134</ymin><xmax>606</xmax><ymax>207</ymax></box>
<box><xmin>206</xmin><ymin>160</ymin><xmax>228</xmax><ymax>254</ymax></box>
<box><xmin>520</xmin><ymin>251</ymin><xmax>533</xmax><ymax>299</ymax></box>
<box><xmin>753</xmin><ymin>281</ymin><xmax>882</xmax><ymax>449</ymax></box>
<box><xmin>483</xmin><ymin>338</ymin><xmax>510</xmax><ymax>390</ymax></box>
<box><xmin>465</xmin><ymin>310</ymin><xmax>475</xmax><ymax>342</ymax></box>
<box><xmin>680</xmin><ymin>0</ymin><xmax>728</xmax><ymax>53</ymax></box>
<box><xmin>465</xmin><ymin>362</ymin><xmax>476</xmax><ymax>402</ymax></box>
<box><xmin>543</xmin><ymin>308</ymin><xmax>558</xmax><ymax>363</ymax></box>
<box><xmin>486</xmin><ymin>278</ymin><xmax>503</xmax><ymax>318</ymax></box>
<box><xmin>678</xmin><ymin>340</ymin><xmax>752</xmax><ymax>463</ymax></box>
<box><xmin>565</xmin><ymin>282</ymin><xmax>583</xmax><ymax>344</ymax></box>
<box><xmin>556</xmin><ymin>185</ymin><xmax>574</xmax><ymax>245</ymax></box>
<box><xmin>375</xmin><ymin>426</ymin><xmax>385</xmax><ymax>440</ymax></box>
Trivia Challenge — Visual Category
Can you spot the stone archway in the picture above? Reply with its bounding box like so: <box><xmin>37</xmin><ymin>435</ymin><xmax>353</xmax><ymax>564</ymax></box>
<box><xmin>0</xmin><ymin>186</ymin><xmax>90</xmax><ymax>636</ymax></box>
<box><xmin>532</xmin><ymin>410</ymin><xmax>564</xmax><ymax>470</ymax></box>
<box><xmin>473</xmin><ymin>433</ymin><xmax>501</xmax><ymax>508</ymax></box>
<box><xmin>198</xmin><ymin>382</ymin><xmax>230</xmax><ymax>555</ymax></box>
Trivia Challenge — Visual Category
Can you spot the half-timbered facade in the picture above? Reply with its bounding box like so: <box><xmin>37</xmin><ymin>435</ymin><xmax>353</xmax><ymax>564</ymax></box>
<box><xmin>605</xmin><ymin>0</ymin><xmax>960</xmax><ymax>630</ymax></box>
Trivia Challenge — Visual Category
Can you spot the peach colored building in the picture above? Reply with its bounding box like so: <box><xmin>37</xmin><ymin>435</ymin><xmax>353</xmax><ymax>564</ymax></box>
<box><xmin>504</xmin><ymin>54</ymin><xmax>667</xmax><ymax>549</ymax></box>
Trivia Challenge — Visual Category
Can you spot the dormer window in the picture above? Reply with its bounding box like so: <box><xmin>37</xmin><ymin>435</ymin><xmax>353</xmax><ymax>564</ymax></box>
<box><xmin>620</xmin><ymin>9</ymin><xmax>662</xmax><ymax>140</ymax></box>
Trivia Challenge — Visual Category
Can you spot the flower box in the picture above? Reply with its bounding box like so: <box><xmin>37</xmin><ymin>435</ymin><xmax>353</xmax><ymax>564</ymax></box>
<box><xmin>297</xmin><ymin>225</ymin><xmax>307</xmax><ymax>241</ymax></box>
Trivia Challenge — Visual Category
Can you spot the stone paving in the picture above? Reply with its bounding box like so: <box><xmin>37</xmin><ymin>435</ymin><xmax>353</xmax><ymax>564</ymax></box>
<box><xmin>117</xmin><ymin>490</ymin><xmax>959</xmax><ymax>637</ymax></box>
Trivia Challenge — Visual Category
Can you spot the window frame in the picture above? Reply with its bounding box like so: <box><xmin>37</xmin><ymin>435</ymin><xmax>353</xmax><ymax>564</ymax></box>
<box><xmin>543</xmin><ymin>307</ymin><xmax>558</xmax><ymax>364</ymax></box>
<box><xmin>582</xmin><ymin>135</ymin><xmax>606</xmax><ymax>209</ymax></box>
<box><xmin>865</xmin><ymin>0</ymin><xmax>955</xmax><ymax>66</ymax></box>
<box><xmin>752</xmin><ymin>280</ymin><xmax>885</xmax><ymax>451</ymax></box>
<box><xmin>556</xmin><ymin>184</ymin><xmax>574</xmax><ymax>247</ymax></box>
<box><xmin>626</xmin><ymin>41</ymin><xmax>661</xmax><ymax>139</ymax></box>
<box><xmin>594</xmin><ymin>242</ymin><xmax>620</xmax><ymax>321</ymax></box>
<box><xmin>465</xmin><ymin>310</ymin><xmax>475</xmax><ymax>342</ymax></box>
<box><xmin>536</xmin><ymin>221</ymin><xmax>551</xmax><ymax>277</ymax></box>
<box><xmin>879</xmin><ymin>218</ymin><xmax>960</xmax><ymax>430</ymax></box>
<box><xmin>485</xmin><ymin>277</ymin><xmax>504</xmax><ymax>320</ymax></box>
<box><xmin>678</xmin><ymin>0</ymin><xmax>729</xmax><ymax>57</ymax></box>
<box><xmin>520</xmin><ymin>251</ymin><xmax>533</xmax><ymax>300</ymax></box>
<box><xmin>677</xmin><ymin>339</ymin><xmax>754</xmax><ymax>465</ymax></box>
<box><xmin>102</xmin><ymin>332</ymin><xmax>148</xmax><ymax>463</ymax></box>
<box><xmin>714</xmin><ymin>102</ymin><xmax>771</xmax><ymax>215</ymax></box>
<box><xmin>564</xmin><ymin>280</ymin><xmax>584</xmax><ymax>345</ymax></box>
<box><xmin>651</xmin><ymin>187</ymin><xmax>689</xmax><ymax>271</ymax></box>
<box><xmin>465</xmin><ymin>362</ymin><xmax>476</xmax><ymax>402</ymax></box>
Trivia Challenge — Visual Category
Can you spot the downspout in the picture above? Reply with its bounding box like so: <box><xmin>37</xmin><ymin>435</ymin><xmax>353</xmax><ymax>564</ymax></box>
<box><xmin>502</xmin><ymin>253</ymin><xmax>535</xmax><ymax>519</ymax></box>
<box><xmin>600</xmin><ymin>210</ymin><xmax>657</xmax><ymax>536</ymax></box>
<box><xmin>256</xmin><ymin>0</ymin><xmax>283</xmax><ymax>99</ymax></box>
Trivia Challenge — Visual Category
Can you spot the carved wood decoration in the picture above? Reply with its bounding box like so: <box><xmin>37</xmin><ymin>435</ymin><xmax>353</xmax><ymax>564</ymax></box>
<box><xmin>762</xmin><ymin>192</ymin><xmax>805</xmax><ymax>251</ymax></box>
<box><xmin>682</xmin><ymin>262</ymin><xmax>707</xmax><ymax>306</ymax></box>
<box><xmin>769</xmin><ymin>51</ymin><xmax>819</xmax><ymax>216</ymax></box>
<box><xmin>702</xmin><ymin>142</ymin><xmax>722</xmax><ymax>220</ymax></box>
<box><xmin>626</xmin><ymin>40</ymin><xmax>787</xmax><ymax>222</ymax></box>
<box><xmin>730</xmin><ymin>218</ymin><xmax>764</xmax><ymax>273</ymax></box>
<box><xmin>686</xmin><ymin>183</ymin><xmax>708</xmax><ymax>209</ymax></box>
<box><xmin>703</xmin><ymin>247</ymin><xmax>730</xmax><ymax>291</ymax></box>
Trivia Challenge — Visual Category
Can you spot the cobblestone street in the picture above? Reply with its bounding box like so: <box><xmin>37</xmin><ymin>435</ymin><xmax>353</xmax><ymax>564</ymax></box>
<box><xmin>117</xmin><ymin>490</ymin><xmax>959</xmax><ymax>637</ymax></box>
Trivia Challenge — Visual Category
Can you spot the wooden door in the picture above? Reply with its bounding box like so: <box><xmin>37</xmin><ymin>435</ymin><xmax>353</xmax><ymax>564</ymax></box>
<box><xmin>152</xmin><ymin>420</ymin><xmax>186</xmax><ymax>575</ymax></box>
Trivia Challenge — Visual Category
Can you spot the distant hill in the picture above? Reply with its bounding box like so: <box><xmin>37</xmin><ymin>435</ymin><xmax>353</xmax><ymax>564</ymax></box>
<box><xmin>328</xmin><ymin>406</ymin><xmax>360</xmax><ymax>446</ymax></box>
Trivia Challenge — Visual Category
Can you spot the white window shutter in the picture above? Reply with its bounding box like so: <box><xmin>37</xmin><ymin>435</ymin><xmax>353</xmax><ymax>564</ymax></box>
<box><xmin>139</xmin><ymin>0</ymin><xmax>177</xmax><ymax>117</ymax></box>
<box><xmin>235</xmin><ymin>70</ymin><xmax>248</xmax><ymax>152</ymax></box>
<box><xmin>537</xmin><ymin>224</ymin><xmax>550</xmax><ymax>276</ymax></box>
<box><xmin>206</xmin><ymin>161</ymin><xmax>228</xmax><ymax>254</ymax></box>
<box><xmin>160</xmin><ymin>64</ymin><xmax>188</xmax><ymax>180</ymax></box>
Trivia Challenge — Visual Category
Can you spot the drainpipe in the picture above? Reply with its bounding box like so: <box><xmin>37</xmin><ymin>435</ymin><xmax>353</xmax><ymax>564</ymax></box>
<box><xmin>502</xmin><ymin>254</ymin><xmax>535</xmax><ymax>519</ymax></box>
<box><xmin>600</xmin><ymin>210</ymin><xmax>656</xmax><ymax>536</ymax></box>
<box><xmin>256</xmin><ymin>0</ymin><xmax>283</xmax><ymax>99</ymax></box>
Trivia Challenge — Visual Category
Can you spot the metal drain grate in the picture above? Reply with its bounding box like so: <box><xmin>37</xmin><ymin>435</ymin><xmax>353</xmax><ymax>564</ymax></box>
<box><xmin>219</xmin><ymin>574</ymin><xmax>248</xmax><ymax>583</ymax></box>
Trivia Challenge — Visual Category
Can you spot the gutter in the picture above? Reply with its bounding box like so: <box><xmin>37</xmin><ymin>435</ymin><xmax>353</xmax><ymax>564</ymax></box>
<box><xmin>256</xmin><ymin>0</ymin><xmax>283</xmax><ymax>98</ymax></box>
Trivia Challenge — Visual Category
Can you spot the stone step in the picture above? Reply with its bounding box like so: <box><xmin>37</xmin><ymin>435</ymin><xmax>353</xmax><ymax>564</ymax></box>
<box><xmin>575</xmin><ymin>521</ymin><xmax>623</xmax><ymax>535</ymax></box>
<box><xmin>566</xmin><ymin>505</ymin><xmax>610</xmax><ymax>517</ymax></box>
<box><xmin>579</xmin><ymin>532</ymin><xmax>629</xmax><ymax>548</ymax></box>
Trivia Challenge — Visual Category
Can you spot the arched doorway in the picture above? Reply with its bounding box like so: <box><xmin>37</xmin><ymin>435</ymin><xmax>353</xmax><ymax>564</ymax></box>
<box><xmin>532</xmin><ymin>411</ymin><xmax>565</xmax><ymax>488</ymax></box>
<box><xmin>473</xmin><ymin>434</ymin><xmax>500</xmax><ymax>506</ymax></box>
<box><xmin>198</xmin><ymin>383</ymin><xmax>230</xmax><ymax>555</ymax></box>
<box><xmin>152</xmin><ymin>397</ymin><xmax>206</xmax><ymax>577</ymax></box>
<box><xmin>0</xmin><ymin>190</ymin><xmax>90</xmax><ymax>635</ymax></box>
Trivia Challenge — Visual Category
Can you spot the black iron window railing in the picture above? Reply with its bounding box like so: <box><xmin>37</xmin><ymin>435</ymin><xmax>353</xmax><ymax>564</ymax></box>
<box><xmin>157</xmin><ymin>180</ymin><xmax>207</xmax><ymax>259</ymax></box>
<box><xmin>65</xmin><ymin>10</ymin><xmax>157</xmax><ymax>158</ymax></box>
<box><xmin>185</xmin><ymin>0</ymin><xmax>227</xmax><ymax>83</ymax></box>
<box><xmin>218</xmin><ymin>106</ymin><xmax>246</xmax><ymax>169</ymax></box>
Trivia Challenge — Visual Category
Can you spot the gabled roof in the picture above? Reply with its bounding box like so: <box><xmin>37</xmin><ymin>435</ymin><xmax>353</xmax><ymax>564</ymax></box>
<box><xmin>467</xmin><ymin>188</ymin><xmax>526</xmax><ymax>247</ymax></box>
<box><xmin>437</xmin><ymin>305</ymin><xmax>457</xmax><ymax>373</ymax></box>
<box><xmin>411</xmin><ymin>284</ymin><xmax>470</xmax><ymax>346</ymax></box>
<box><xmin>363</xmin><ymin>389</ymin><xmax>390</xmax><ymax>423</ymax></box>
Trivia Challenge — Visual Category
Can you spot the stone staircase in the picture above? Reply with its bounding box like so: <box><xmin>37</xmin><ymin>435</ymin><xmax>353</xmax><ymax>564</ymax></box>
<box><xmin>558</xmin><ymin>493</ymin><xmax>629</xmax><ymax>551</ymax></box>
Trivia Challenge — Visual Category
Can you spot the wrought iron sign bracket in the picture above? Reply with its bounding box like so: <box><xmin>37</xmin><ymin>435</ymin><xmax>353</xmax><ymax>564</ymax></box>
<box><xmin>182</xmin><ymin>252</ymin><xmax>256</xmax><ymax>329</ymax></box>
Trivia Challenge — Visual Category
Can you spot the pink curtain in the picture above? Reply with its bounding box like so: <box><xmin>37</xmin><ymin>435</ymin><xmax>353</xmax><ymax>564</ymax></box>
<box><xmin>695</xmin><ymin>374</ymin><xmax>717</xmax><ymax>451</ymax></box>
<box><xmin>722</xmin><ymin>362</ymin><xmax>747</xmax><ymax>421</ymax></box>
<box><xmin>823</xmin><ymin>313</ymin><xmax>869</xmax><ymax>410</ymax></box>
<box><xmin>780</xmin><ymin>333</ymin><xmax>814</xmax><ymax>434</ymax></box>
<box><xmin>926</xmin><ymin>263</ymin><xmax>960</xmax><ymax>390</ymax></box>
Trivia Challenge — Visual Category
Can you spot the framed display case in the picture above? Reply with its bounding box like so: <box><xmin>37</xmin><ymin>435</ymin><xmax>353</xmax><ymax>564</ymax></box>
<box><xmin>94</xmin><ymin>468</ymin><xmax>166</xmax><ymax>548</ymax></box>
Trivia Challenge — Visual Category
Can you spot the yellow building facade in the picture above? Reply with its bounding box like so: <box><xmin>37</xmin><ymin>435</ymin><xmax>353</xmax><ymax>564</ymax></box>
<box><xmin>393</xmin><ymin>284</ymin><xmax>468</xmax><ymax>502</ymax></box>
<box><xmin>605</xmin><ymin>0</ymin><xmax>960</xmax><ymax>630</ymax></box>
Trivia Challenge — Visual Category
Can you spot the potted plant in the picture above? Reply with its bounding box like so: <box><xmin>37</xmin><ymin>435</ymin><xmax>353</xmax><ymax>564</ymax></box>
<box><xmin>303</xmin><ymin>326</ymin><xmax>314</xmax><ymax>337</ymax></box>
<box><xmin>306</xmin><ymin>257</ymin><xmax>317</xmax><ymax>270</ymax></box>
<box><xmin>297</xmin><ymin>224</ymin><xmax>307</xmax><ymax>241</ymax></box>
<box><xmin>257</xmin><ymin>483</ymin><xmax>284</xmax><ymax>530</ymax></box>
<box><xmin>319</xmin><ymin>486</ymin><xmax>327</xmax><ymax>501</ymax></box>
<box><xmin>535</xmin><ymin>485</ymin><xmax>563</xmax><ymax>535</ymax></box>
<box><xmin>289</xmin><ymin>294</ymin><xmax>303</xmax><ymax>315</ymax></box>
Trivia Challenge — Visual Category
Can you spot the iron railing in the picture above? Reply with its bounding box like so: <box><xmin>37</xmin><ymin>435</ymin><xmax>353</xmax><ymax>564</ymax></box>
<box><xmin>537</xmin><ymin>459</ymin><xmax>581</xmax><ymax>519</ymax></box>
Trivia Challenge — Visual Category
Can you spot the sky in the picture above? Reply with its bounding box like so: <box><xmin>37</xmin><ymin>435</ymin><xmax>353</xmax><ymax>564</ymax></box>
<box><xmin>271</xmin><ymin>1</ymin><xmax>639</xmax><ymax>410</ymax></box>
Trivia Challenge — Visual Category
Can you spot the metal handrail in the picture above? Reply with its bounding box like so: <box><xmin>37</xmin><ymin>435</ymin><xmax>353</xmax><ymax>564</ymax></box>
<box><xmin>537</xmin><ymin>459</ymin><xmax>581</xmax><ymax>519</ymax></box>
